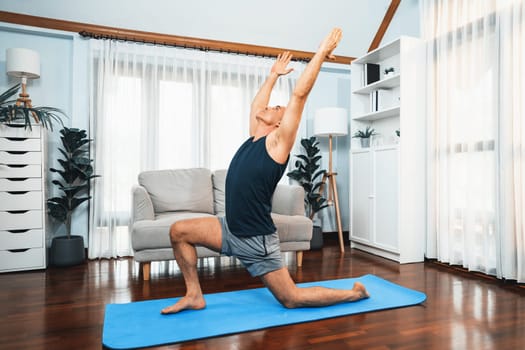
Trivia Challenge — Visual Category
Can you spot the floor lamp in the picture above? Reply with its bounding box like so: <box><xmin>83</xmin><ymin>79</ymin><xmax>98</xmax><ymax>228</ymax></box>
<box><xmin>314</xmin><ymin>107</ymin><xmax>348</xmax><ymax>253</ymax></box>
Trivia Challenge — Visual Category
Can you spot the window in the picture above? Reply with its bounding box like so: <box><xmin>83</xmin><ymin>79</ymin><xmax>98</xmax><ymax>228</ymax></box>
<box><xmin>159</xmin><ymin>80</ymin><xmax>194</xmax><ymax>169</ymax></box>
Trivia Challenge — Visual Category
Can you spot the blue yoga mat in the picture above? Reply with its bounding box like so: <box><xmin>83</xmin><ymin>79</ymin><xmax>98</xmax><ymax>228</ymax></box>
<box><xmin>103</xmin><ymin>274</ymin><xmax>426</xmax><ymax>349</ymax></box>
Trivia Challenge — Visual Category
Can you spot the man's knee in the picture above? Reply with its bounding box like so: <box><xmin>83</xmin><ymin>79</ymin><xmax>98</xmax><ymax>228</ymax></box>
<box><xmin>169</xmin><ymin>221</ymin><xmax>186</xmax><ymax>243</ymax></box>
<box><xmin>273</xmin><ymin>288</ymin><xmax>300</xmax><ymax>309</ymax></box>
<box><xmin>278</xmin><ymin>293</ymin><xmax>300</xmax><ymax>309</ymax></box>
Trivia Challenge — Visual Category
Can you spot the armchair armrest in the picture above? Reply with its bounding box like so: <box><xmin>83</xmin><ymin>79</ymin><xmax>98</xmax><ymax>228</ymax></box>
<box><xmin>131</xmin><ymin>185</ymin><xmax>155</xmax><ymax>222</ymax></box>
<box><xmin>272</xmin><ymin>184</ymin><xmax>305</xmax><ymax>216</ymax></box>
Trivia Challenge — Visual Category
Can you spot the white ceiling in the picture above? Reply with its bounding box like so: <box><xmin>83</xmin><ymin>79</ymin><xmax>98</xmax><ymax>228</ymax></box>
<box><xmin>0</xmin><ymin>0</ymin><xmax>420</xmax><ymax>58</ymax></box>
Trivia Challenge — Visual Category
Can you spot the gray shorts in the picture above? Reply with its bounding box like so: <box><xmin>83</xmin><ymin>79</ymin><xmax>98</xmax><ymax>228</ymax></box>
<box><xmin>219</xmin><ymin>216</ymin><xmax>283</xmax><ymax>277</ymax></box>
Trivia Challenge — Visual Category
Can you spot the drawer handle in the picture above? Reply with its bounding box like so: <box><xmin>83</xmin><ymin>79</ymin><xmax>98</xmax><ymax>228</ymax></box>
<box><xmin>5</xmin><ymin>137</ymin><xmax>28</xmax><ymax>141</ymax></box>
<box><xmin>7</xmin><ymin>191</ymin><xmax>30</xmax><ymax>195</ymax></box>
<box><xmin>7</xmin><ymin>229</ymin><xmax>30</xmax><ymax>234</ymax></box>
<box><xmin>4</xmin><ymin>124</ymin><xmax>27</xmax><ymax>129</ymax></box>
<box><xmin>8</xmin><ymin>248</ymin><xmax>30</xmax><ymax>253</ymax></box>
<box><xmin>6</xmin><ymin>210</ymin><xmax>29</xmax><ymax>214</ymax></box>
<box><xmin>6</xmin><ymin>178</ymin><xmax>29</xmax><ymax>182</ymax></box>
<box><xmin>6</xmin><ymin>151</ymin><xmax>28</xmax><ymax>155</ymax></box>
<box><xmin>6</xmin><ymin>164</ymin><xmax>28</xmax><ymax>169</ymax></box>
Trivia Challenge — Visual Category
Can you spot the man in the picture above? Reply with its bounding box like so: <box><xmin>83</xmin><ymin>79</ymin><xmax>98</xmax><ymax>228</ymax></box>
<box><xmin>162</xmin><ymin>28</ymin><xmax>369</xmax><ymax>315</ymax></box>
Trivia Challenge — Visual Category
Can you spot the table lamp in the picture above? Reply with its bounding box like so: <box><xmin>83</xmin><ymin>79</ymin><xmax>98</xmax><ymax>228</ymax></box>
<box><xmin>6</xmin><ymin>48</ymin><xmax>41</xmax><ymax>121</ymax></box>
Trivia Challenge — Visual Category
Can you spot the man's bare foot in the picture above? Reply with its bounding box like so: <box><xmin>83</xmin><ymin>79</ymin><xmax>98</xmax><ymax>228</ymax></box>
<box><xmin>352</xmin><ymin>282</ymin><xmax>370</xmax><ymax>300</ymax></box>
<box><xmin>161</xmin><ymin>295</ymin><xmax>206</xmax><ymax>314</ymax></box>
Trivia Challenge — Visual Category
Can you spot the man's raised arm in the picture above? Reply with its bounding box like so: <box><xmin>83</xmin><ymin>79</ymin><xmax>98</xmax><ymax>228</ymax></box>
<box><xmin>249</xmin><ymin>52</ymin><xmax>293</xmax><ymax>136</ymax></box>
<box><xmin>272</xmin><ymin>28</ymin><xmax>343</xmax><ymax>158</ymax></box>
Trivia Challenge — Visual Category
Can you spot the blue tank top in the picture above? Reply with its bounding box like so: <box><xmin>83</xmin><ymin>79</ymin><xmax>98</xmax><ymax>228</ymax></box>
<box><xmin>225</xmin><ymin>136</ymin><xmax>289</xmax><ymax>237</ymax></box>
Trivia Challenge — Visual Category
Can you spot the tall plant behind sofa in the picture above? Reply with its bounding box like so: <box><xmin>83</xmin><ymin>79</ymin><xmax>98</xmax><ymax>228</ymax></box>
<box><xmin>287</xmin><ymin>136</ymin><xmax>329</xmax><ymax>249</ymax></box>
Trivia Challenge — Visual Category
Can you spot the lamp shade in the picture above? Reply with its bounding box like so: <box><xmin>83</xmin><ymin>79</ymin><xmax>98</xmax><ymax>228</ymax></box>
<box><xmin>6</xmin><ymin>48</ymin><xmax>40</xmax><ymax>79</ymax></box>
<box><xmin>313</xmin><ymin>107</ymin><xmax>348</xmax><ymax>137</ymax></box>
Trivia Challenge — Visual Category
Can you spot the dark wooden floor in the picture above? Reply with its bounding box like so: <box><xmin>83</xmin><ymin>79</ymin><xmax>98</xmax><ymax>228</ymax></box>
<box><xmin>1</xmin><ymin>238</ymin><xmax>524</xmax><ymax>350</ymax></box>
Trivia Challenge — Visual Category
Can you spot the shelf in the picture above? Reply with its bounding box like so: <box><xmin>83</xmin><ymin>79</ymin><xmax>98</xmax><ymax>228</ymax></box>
<box><xmin>352</xmin><ymin>74</ymin><xmax>400</xmax><ymax>94</ymax></box>
<box><xmin>352</xmin><ymin>37</ymin><xmax>402</xmax><ymax>64</ymax></box>
<box><xmin>349</xmin><ymin>36</ymin><xmax>426</xmax><ymax>265</ymax></box>
<box><xmin>352</xmin><ymin>106</ymin><xmax>400</xmax><ymax>121</ymax></box>
<box><xmin>351</xmin><ymin>145</ymin><xmax>399</xmax><ymax>153</ymax></box>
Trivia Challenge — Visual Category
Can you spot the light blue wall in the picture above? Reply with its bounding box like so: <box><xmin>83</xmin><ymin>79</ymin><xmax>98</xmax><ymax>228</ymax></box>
<box><xmin>0</xmin><ymin>1</ymin><xmax>421</xmax><ymax>243</ymax></box>
<box><xmin>0</xmin><ymin>24</ymin><xmax>90</xmax><ymax>244</ymax></box>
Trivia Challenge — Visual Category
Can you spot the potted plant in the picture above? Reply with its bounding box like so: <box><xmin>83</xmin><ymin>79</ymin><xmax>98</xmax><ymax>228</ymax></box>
<box><xmin>286</xmin><ymin>136</ymin><xmax>329</xmax><ymax>249</ymax></box>
<box><xmin>0</xmin><ymin>84</ymin><xmax>65</xmax><ymax>129</ymax></box>
<box><xmin>47</xmin><ymin>127</ymin><xmax>98</xmax><ymax>266</ymax></box>
<box><xmin>352</xmin><ymin>126</ymin><xmax>377</xmax><ymax>148</ymax></box>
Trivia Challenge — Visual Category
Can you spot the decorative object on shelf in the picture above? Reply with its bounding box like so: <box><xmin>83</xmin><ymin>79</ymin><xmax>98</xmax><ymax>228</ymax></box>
<box><xmin>364</xmin><ymin>63</ymin><xmax>380</xmax><ymax>85</ymax></box>
<box><xmin>312</xmin><ymin>107</ymin><xmax>348</xmax><ymax>253</ymax></box>
<box><xmin>370</xmin><ymin>89</ymin><xmax>393</xmax><ymax>112</ymax></box>
<box><xmin>384</xmin><ymin>67</ymin><xmax>395</xmax><ymax>77</ymax></box>
<box><xmin>47</xmin><ymin>127</ymin><xmax>99</xmax><ymax>266</ymax></box>
<box><xmin>352</xmin><ymin>126</ymin><xmax>377</xmax><ymax>148</ymax></box>
<box><xmin>1</xmin><ymin>48</ymin><xmax>66</xmax><ymax>130</ymax></box>
<box><xmin>286</xmin><ymin>136</ymin><xmax>329</xmax><ymax>250</ymax></box>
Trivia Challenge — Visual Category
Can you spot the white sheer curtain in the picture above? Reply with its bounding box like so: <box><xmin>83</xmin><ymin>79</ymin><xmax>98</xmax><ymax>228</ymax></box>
<box><xmin>88</xmin><ymin>40</ymin><xmax>302</xmax><ymax>259</ymax></box>
<box><xmin>422</xmin><ymin>0</ymin><xmax>525</xmax><ymax>282</ymax></box>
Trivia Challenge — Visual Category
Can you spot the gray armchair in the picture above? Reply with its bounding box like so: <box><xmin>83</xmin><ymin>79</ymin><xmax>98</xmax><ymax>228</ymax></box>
<box><xmin>130</xmin><ymin>168</ymin><xmax>312</xmax><ymax>280</ymax></box>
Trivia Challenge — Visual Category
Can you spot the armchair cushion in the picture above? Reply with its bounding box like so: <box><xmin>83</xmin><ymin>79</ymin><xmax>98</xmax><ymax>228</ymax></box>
<box><xmin>271</xmin><ymin>213</ymin><xmax>313</xmax><ymax>242</ymax></box>
<box><xmin>131</xmin><ymin>185</ymin><xmax>155</xmax><ymax>222</ymax></box>
<box><xmin>272</xmin><ymin>184</ymin><xmax>305</xmax><ymax>216</ymax></box>
<box><xmin>212</xmin><ymin>169</ymin><xmax>227</xmax><ymax>216</ymax></box>
<box><xmin>132</xmin><ymin>212</ymin><xmax>215</xmax><ymax>250</ymax></box>
<box><xmin>138</xmin><ymin>168</ymin><xmax>214</xmax><ymax>214</ymax></box>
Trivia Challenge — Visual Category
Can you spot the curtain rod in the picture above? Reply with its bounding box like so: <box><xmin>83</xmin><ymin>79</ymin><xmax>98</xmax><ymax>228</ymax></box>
<box><xmin>78</xmin><ymin>30</ymin><xmax>305</xmax><ymax>61</ymax></box>
<box><xmin>0</xmin><ymin>11</ymin><xmax>354</xmax><ymax>64</ymax></box>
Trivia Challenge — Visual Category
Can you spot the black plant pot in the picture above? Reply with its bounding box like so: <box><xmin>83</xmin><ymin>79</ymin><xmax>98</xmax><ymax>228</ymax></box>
<box><xmin>310</xmin><ymin>225</ymin><xmax>324</xmax><ymax>250</ymax></box>
<box><xmin>50</xmin><ymin>235</ymin><xmax>86</xmax><ymax>267</ymax></box>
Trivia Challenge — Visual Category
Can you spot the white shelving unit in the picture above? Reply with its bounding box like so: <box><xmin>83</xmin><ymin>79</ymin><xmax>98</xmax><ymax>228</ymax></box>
<box><xmin>0</xmin><ymin>124</ymin><xmax>47</xmax><ymax>272</ymax></box>
<box><xmin>349</xmin><ymin>36</ymin><xmax>426</xmax><ymax>263</ymax></box>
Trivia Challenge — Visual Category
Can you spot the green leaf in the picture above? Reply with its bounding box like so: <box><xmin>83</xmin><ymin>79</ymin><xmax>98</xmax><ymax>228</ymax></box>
<box><xmin>47</xmin><ymin>201</ymin><xmax>67</xmax><ymax>222</ymax></box>
<box><xmin>71</xmin><ymin>196</ymin><xmax>91</xmax><ymax>211</ymax></box>
<box><xmin>0</xmin><ymin>84</ymin><xmax>20</xmax><ymax>104</ymax></box>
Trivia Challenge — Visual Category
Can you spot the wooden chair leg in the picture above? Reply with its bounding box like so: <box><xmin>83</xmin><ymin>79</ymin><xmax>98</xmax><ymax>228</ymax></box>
<box><xmin>296</xmin><ymin>251</ymin><xmax>303</xmax><ymax>267</ymax></box>
<box><xmin>142</xmin><ymin>262</ymin><xmax>151</xmax><ymax>281</ymax></box>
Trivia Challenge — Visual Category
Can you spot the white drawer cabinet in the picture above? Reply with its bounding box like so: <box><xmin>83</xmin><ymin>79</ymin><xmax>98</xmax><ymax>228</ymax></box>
<box><xmin>0</xmin><ymin>151</ymin><xmax>42</xmax><ymax>165</ymax></box>
<box><xmin>0</xmin><ymin>138</ymin><xmax>41</xmax><ymax>151</ymax></box>
<box><xmin>0</xmin><ymin>124</ymin><xmax>47</xmax><ymax>272</ymax></box>
<box><xmin>0</xmin><ymin>229</ymin><xmax>44</xmax><ymax>249</ymax></box>
<box><xmin>0</xmin><ymin>178</ymin><xmax>42</xmax><ymax>191</ymax></box>
<box><xmin>0</xmin><ymin>124</ymin><xmax>41</xmax><ymax>138</ymax></box>
<box><xmin>0</xmin><ymin>210</ymin><xmax>43</xmax><ymax>230</ymax></box>
<box><xmin>0</xmin><ymin>164</ymin><xmax>42</xmax><ymax>178</ymax></box>
<box><xmin>0</xmin><ymin>191</ymin><xmax>43</xmax><ymax>210</ymax></box>
<box><xmin>0</xmin><ymin>249</ymin><xmax>45</xmax><ymax>271</ymax></box>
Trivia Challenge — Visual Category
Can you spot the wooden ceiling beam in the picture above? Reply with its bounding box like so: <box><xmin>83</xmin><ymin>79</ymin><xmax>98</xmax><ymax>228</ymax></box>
<box><xmin>368</xmin><ymin>0</ymin><xmax>401</xmax><ymax>52</ymax></box>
